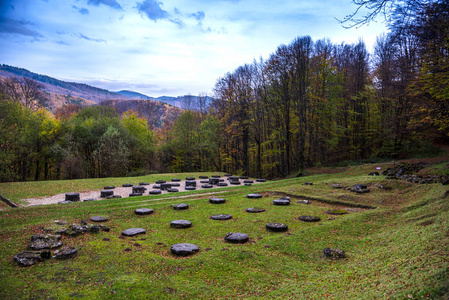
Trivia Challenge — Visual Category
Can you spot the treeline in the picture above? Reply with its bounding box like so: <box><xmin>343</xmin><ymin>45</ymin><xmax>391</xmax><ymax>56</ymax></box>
<box><xmin>1</xmin><ymin>0</ymin><xmax>447</xmax><ymax>182</ymax></box>
<box><xmin>163</xmin><ymin>0</ymin><xmax>448</xmax><ymax>178</ymax></box>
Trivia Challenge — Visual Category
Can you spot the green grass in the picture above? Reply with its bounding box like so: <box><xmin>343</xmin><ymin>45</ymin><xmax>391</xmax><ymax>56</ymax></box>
<box><xmin>0</xmin><ymin>168</ymin><xmax>448</xmax><ymax>299</ymax></box>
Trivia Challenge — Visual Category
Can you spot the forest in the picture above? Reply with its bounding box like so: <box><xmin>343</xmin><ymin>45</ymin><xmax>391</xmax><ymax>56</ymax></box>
<box><xmin>0</xmin><ymin>0</ymin><xmax>447</xmax><ymax>182</ymax></box>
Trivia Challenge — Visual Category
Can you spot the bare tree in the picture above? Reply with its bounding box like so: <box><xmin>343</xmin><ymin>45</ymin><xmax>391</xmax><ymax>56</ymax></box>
<box><xmin>0</xmin><ymin>76</ymin><xmax>48</xmax><ymax>110</ymax></box>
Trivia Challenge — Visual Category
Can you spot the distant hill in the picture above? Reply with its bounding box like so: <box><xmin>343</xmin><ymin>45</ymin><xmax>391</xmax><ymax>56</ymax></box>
<box><xmin>0</xmin><ymin>64</ymin><xmax>124</xmax><ymax>105</ymax></box>
<box><xmin>0</xmin><ymin>64</ymin><xmax>213</xmax><ymax>126</ymax></box>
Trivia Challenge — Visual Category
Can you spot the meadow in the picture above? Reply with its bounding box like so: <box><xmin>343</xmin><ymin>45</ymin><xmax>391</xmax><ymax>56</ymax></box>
<box><xmin>0</xmin><ymin>164</ymin><xmax>448</xmax><ymax>299</ymax></box>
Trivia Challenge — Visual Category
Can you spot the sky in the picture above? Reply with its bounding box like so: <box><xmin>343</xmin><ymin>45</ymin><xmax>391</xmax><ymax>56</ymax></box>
<box><xmin>0</xmin><ymin>0</ymin><xmax>388</xmax><ymax>97</ymax></box>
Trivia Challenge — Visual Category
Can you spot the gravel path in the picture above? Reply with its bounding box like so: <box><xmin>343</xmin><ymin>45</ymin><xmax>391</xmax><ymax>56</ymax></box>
<box><xmin>23</xmin><ymin>177</ymin><xmax>260</xmax><ymax>206</ymax></box>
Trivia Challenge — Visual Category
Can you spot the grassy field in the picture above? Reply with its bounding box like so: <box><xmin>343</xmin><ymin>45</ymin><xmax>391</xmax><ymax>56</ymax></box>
<box><xmin>0</xmin><ymin>164</ymin><xmax>448</xmax><ymax>299</ymax></box>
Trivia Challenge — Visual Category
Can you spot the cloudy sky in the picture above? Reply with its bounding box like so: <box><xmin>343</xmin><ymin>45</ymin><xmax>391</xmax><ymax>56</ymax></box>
<box><xmin>0</xmin><ymin>0</ymin><xmax>388</xmax><ymax>97</ymax></box>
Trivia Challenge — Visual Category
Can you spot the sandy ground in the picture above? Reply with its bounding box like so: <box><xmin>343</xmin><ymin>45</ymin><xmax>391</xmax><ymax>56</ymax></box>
<box><xmin>23</xmin><ymin>177</ymin><xmax>261</xmax><ymax>206</ymax></box>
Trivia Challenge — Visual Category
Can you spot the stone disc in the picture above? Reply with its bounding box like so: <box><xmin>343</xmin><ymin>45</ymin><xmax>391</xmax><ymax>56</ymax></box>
<box><xmin>173</xmin><ymin>203</ymin><xmax>189</xmax><ymax>210</ymax></box>
<box><xmin>273</xmin><ymin>199</ymin><xmax>290</xmax><ymax>206</ymax></box>
<box><xmin>247</xmin><ymin>193</ymin><xmax>262</xmax><ymax>199</ymax></box>
<box><xmin>224</xmin><ymin>232</ymin><xmax>249</xmax><ymax>244</ymax></box>
<box><xmin>266</xmin><ymin>223</ymin><xmax>288</xmax><ymax>232</ymax></box>
<box><xmin>170</xmin><ymin>243</ymin><xmax>199</xmax><ymax>256</ymax></box>
<box><xmin>122</xmin><ymin>228</ymin><xmax>146</xmax><ymax>236</ymax></box>
<box><xmin>210</xmin><ymin>214</ymin><xmax>232</xmax><ymax>220</ymax></box>
<box><xmin>298</xmin><ymin>215</ymin><xmax>321</xmax><ymax>222</ymax></box>
<box><xmin>135</xmin><ymin>208</ymin><xmax>154</xmax><ymax>215</ymax></box>
<box><xmin>209</xmin><ymin>198</ymin><xmax>226</xmax><ymax>204</ymax></box>
<box><xmin>170</xmin><ymin>220</ymin><xmax>192</xmax><ymax>229</ymax></box>
<box><xmin>149</xmin><ymin>190</ymin><xmax>162</xmax><ymax>195</ymax></box>
<box><xmin>90</xmin><ymin>216</ymin><xmax>108</xmax><ymax>222</ymax></box>
<box><xmin>246</xmin><ymin>207</ymin><xmax>265</xmax><ymax>213</ymax></box>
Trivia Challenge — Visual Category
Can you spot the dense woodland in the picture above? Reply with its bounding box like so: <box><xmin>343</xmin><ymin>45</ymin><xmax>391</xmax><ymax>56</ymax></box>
<box><xmin>0</xmin><ymin>0</ymin><xmax>447</xmax><ymax>182</ymax></box>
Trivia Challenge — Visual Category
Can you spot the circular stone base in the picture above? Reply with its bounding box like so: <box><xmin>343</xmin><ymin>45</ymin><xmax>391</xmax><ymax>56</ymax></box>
<box><xmin>273</xmin><ymin>199</ymin><xmax>290</xmax><ymax>205</ymax></box>
<box><xmin>246</xmin><ymin>207</ymin><xmax>265</xmax><ymax>213</ymax></box>
<box><xmin>135</xmin><ymin>208</ymin><xmax>154</xmax><ymax>215</ymax></box>
<box><xmin>209</xmin><ymin>198</ymin><xmax>226</xmax><ymax>204</ymax></box>
<box><xmin>210</xmin><ymin>214</ymin><xmax>232</xmax><ymax>220</ymax></box>
<box><xmin>122</xmin><ymin>184</ymin><xmax>133</xmax><ymax>187</ymax></box>
<box><xmin>129</xmin><ymin>193</ymin><xmax>143</xmax><ymax>197</ymax></box>
<box><xmin>225</xmin><ymin>232</ymin><xmax>249</xmax><ymax>244</ymax></box>
<box><xmin>170</xmin><ymin>220</ymin><xmax>192</xmax><ymax>228</ymax></box>
<box><xmin>217</xmin><ymin>182</ymin><xmax>228</xmax><ymax>187</ymax></box>
<box><xmin>173</xmin><ymin>203</ymin><xmax>189</xmax><ymax>210</ymax></box>
<box><xmin>298</xmin><ymin>215</ymin><xmax>321</xmax><ymax>222</ymax></box>
<box><xmin>90</xmin><ymin>216</ymin><xmax>108</xmax><ymax>222</ymax></box>
<box><xmin>122</xmin><ymin>228</ymin><xmax>146</xmax><ymax>236</ymax></box>
<box><xmin>152</xmin><ymin>184</ymin><xmax>161</xmax><ymax>189</ymax></box>
<box><xmin>170</xmin><ymin>183</ymin><xmax>180</xmax><ymax>187</ymax></box>
<box><xmin>155</xmin><ymin>180</ymin><xmax>166</xmax><ymax>184</ymax></box>
<box><xmin>185</xmin><ymin>186</ymin><xmax>196</xmax><ymax>191</ymax></box>
<box><xmin>185</xmin><ymin>177</ymin><xmax>195</xmax><ymax>180</ymax></box>
<box><xmin>247</xmin><ymin>193</ymin><xmax>262</xmax><ymax>199</ymax></box>
<box><xmin>266</xmin><ymin>223</ymin><xmax>288</xmax><ymax>232</ymax></box>
<box><xmin>65</xmin><ymin>193</ymin><xmax>80</xmax><ymax>202</ymax></box>
<box><xmin>100</xmin><ymin>190</ymin><xmax>114</xmax><ymax>198</ymax></box>
<box><xmin>167</xmin><ymin>188</ymin><xmax>179</xmax><ymax>193</ymax></box>
<box><xmin>170</xmin><ymin>243</ymin><xmax>199</xmax><ymax>256</ymax></box>
<box><xmin>201</xmin><ymin>184</ymin><xmax>213</xmax><ymax>188</ymax></box>
<box><xmin>171</xmin><ymin>178</ymin><xmax>181</xmax><ymax>182</ymax></box>
<box><xmin>149</xmin><ymin>190</ymin><xmax>162</xmax><ymax>195</ymax></box>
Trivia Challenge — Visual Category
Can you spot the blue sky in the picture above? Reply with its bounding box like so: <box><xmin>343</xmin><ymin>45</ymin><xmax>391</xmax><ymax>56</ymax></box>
<box><xmin>0</xmin><ymin>0</ymin><xmax>388</xmax><ymax>97</ymax></box>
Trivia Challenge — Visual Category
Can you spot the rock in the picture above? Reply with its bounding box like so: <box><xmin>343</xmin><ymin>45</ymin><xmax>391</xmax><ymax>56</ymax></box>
<box><xmin>185</xmin><ymin>186</ymin><xmax>196</xmax><ymax>191</ymax></box>
<box><xmin>99</xmin><ymin>225</ymin><xmax>110</xmax><ymax>232</ymax></box>
<box><xmin>266</xmin><ymin>223</ymin><xmax>288</xmax><ymax>232</ymax></box>
<box><xmin>280</xmin><ymin>196</ymin><xmax>291</xmax><ymax>200</ymax></box>
<box><xmin>173</xmin><ymin>203</ymin><xmax>189</xmax><ymax>210</ymax></box>
<box><xmin>170</xmin><ymin>243</ymin><xmax>199</xmax><ymax>256</ymax></box>
<box><xmin>104</xmin><ymin>186</ymin><xmax>115</xmax><ymax>189</ymax></box>
<box><xmin>209</xmin><ymin>178</ymin><xmax>220</xmax><ymax>185</ymax></box>
<box><xmin>170</xmin><ymin>220</ymin><xmax>192</xmax><ymax>229</ymax></box>
<box><xmin>29</xmin><ymin>234</ymin><xmax>62</xmax><ymax>250</ymax></box>
<box><xmin>58</xmin><ymin>201</ymin><xmax>72</xmax><ymax>204</ymax></box>
<box><xmin>122</xmin><ymin>184</ymin><xmax>133</xmax><ymax>187</ymax></box>
<box><xmin>185</xmin><ymin>180</ymin><xmax>197</xmax><ymax>187</ymax></box>
<box><xmin>170</xmin><ymin>183</ymin><xmax>180</xmax><ymax>187</ymax></box>
<box><xmin>331</xmin><ymin>184</ymin><xmax>343</xmax><ymax>189</ymax></box>
<box><xmin>209</xmin><ymin>198</ymin><xmax>226</xmax><ymax>204</ymax></box>
<box><xmin>54</xmin><ymin>247</ymin><xmax>78</xmax><ymax>260</ymax></box>
<box><xmin>298</xmin><ymin>200</ymin><xmax>311</xmax><ymax>204</ymax></box>
<box><xmin>167</xmin><ymin>188</ymin><xmax>179</xmax><ymax>193</ymax></box>
<box><xmin>201</xmin><ymin>184</ymin><xmax>213</xmax><ymax>188</ymax></box>
<box><xmin>129</xmin><ymin>193</ymin><xmax>143</xmax><ymax>197</ymax></box>
<box><xmin>298</xmin><ymin>216</ymin><xmax>321</xmax><ymax>222</ymax></box>
<box><xmin>89</xmin><ymin>225</ymin><xmax>100</xmax><ymax>233</ymax></box>
<box><xmin>304</xmin><ymin>182</ymin><xmax>313</xmax><ymax>185</ymax></box>
<box><xmin>247</xmin><ymin>193</ymin><xmax>262</xmax><ymax>199</ymax></box>
<box><xmin>256</xmin><ymin>179</ymin><xmax>266</xmax><ymax>182</ymax></box>
<box><xmin>160</xmin><ymin>183</ymin><xmax>172</xmax><ymax>191</ymax></box>
<box><xmin>14</xmin><ymin>250</ymin><xmax>50</xmax><ymax>267</ymax></box>
<box><xmin>217</xmin><ymin>182</ymin><xmax>228</xmax><ymax>186</ymax></box>
<box><xmin>210</xmin><ymin>214</ymin><xmax>232</xmax><ymax>220</ymax></box>
<box><xmin>107</xmin><ymin>195</ymin><xmax>122</xmax><ymax>199</ymax></box>
<box><xmin>229</xmin><ymin>176</ymin><xmax>239</xmax><ymax>180</ymax></box>
<box><xmin>273</xmin><ymin>199</ymin><xmax>290</xmax><ymax>206</ymax></box>
<box><xmin>62</xmin><ymin>224</ymin><xmax>89</xmax><ymax>236</ymax></box>
<box><xmin>327</xmin><ymin>209</ymin><xmax>347</xmax><ymax>215</ymax></box>
<box><xmin>122</xmin><ymin>228</ymin><xmax>146</xmax><ymax>236</ymax></box>
<box><xmin>149</xmin><ymin>190</ymin><xmax>162</xmax><ymax>195</ymax></box>
<box><xmin>351</xmin><ymin>184</ymin><xmax>370</xmax><ymax>194</ymax></box>
<box><xmin>155</xmin><ymin>180</ymin><xmax>166</xmax><ymax>184</ymax></box>
<box><xmin>323</xmin><ymin>248</ymin><xmax>346</xmax><ymax>259</ymax></box>
<box><xmin>100</xmin><ymin>190</ymin><xmax>114</xmax><ymax>198</ymax></box>
<box><xmin>246</xmin><ymin>207</ymin><xmax>265</xmax><ymax>213</ymax></box>
<box><xmin>243</xmin><ymin>180</ymin><xmax>254</xmax><ymax>184</ymax></box>
<box><xmin>225</xmin><ymin>232</ymin><xmax>249</xmax><ymax>244</ymax></box>
<box><xmin>230</xmin><ymin>180</ymin><xmax>241</xmax><ymax>185</ymax></box>
<box><xmin>171</xmin><ymin>178</ymin><xmax>181</xmax><ymax>182</ymax></box>
<box><xmin>83</xmin><ymin>198</ymin><xmax>97</xmax><ymax>202</ymax></box>
<box><xmin>185</xmin><ymin>177</ymin><xmax>195</xmax><ymax>180</ymax></box>
<box><xmin>132</xmin><ymin>186</ymin><xmax>146</xmax><ymax>194</ymax></box>
<box><xmin>135</xmin><ymin>208</ymin><xmax>154</xmax><ymax>215</ymax></box>
<box><xmin>65</xmin><ymin>193</ymin><xmax>80</xmax><ymax>202</ymax></box>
